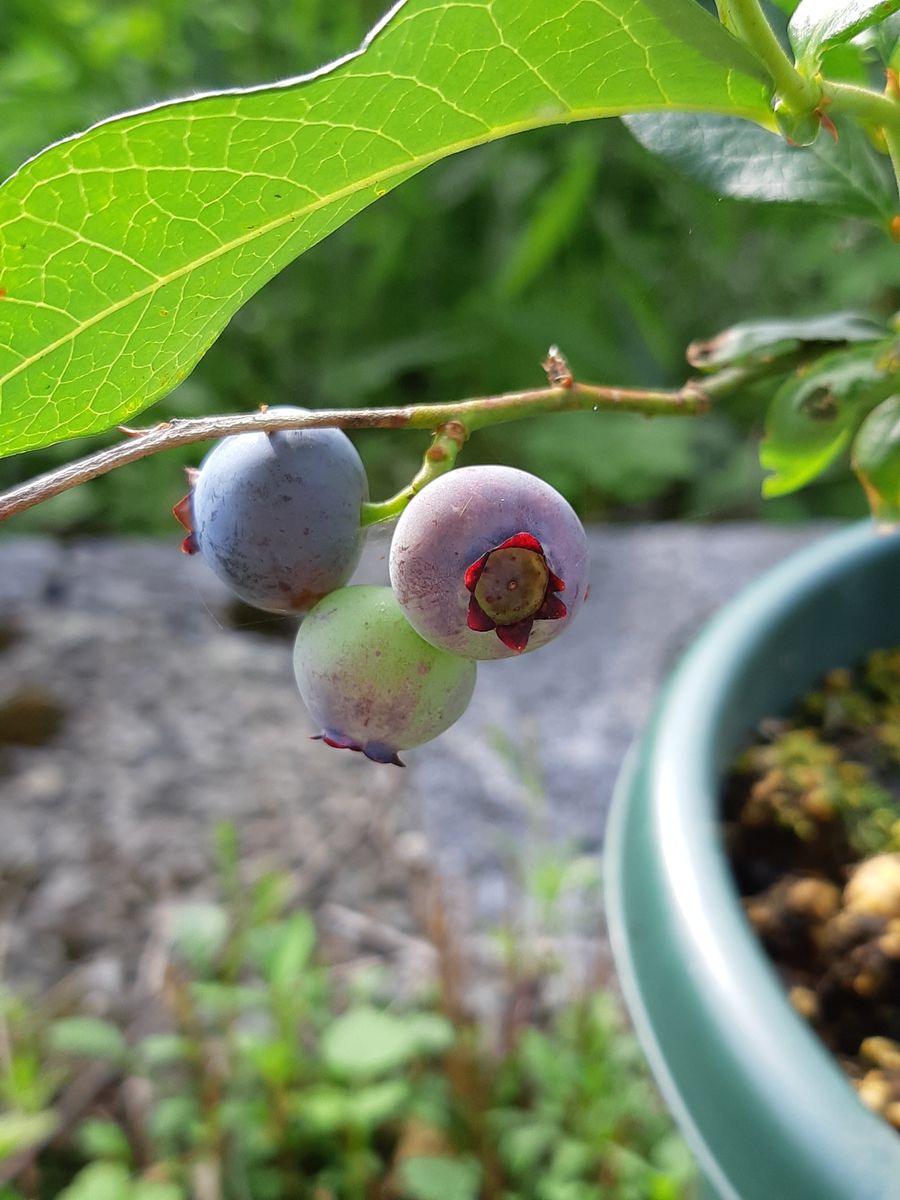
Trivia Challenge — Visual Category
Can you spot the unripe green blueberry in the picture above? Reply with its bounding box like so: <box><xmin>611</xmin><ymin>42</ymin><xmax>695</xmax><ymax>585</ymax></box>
<box><xmin>294</xmin><ymin>586</ymin><xmax>476</xmax><ymax>765</ymax></box>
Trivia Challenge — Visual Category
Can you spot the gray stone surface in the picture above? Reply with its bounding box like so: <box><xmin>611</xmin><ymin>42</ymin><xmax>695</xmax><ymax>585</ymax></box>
<box><xmin>415</xmin><ymin>523</ymin><xmax>836</xmax><ymax>916</ymax></box>
<box><xmin>0</xmin><ymin>524</ymin><xmax>835</xmax><ymax>987</ymax></box>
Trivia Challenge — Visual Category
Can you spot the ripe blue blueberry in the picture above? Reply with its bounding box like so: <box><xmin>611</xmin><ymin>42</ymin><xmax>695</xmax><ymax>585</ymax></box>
<box><xmin>175</xmin><ymin>409</ymin><xmax>368</xmax><ymax>614</ymax></box>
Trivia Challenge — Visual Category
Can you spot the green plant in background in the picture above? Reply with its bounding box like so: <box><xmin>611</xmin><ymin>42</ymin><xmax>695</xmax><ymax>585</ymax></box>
<box><xmin>0</xmin><ymin>992</ymin><xmax>62</xmax><ymax>1177</ymax></box>
<box><xmin>0</xmin><ymin>824</ymin><xmax>691</xmax><ymax>1197</ymax></box>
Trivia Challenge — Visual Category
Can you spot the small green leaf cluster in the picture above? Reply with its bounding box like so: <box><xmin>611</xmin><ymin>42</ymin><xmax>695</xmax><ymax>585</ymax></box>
<box><xmin>689</xmin><ymin>309</ymin><xmax>900</xmax><ymax>520</ymax></box>
<box><xmin>0</xmin><ymin>825</ymin><xmax>690</xmax><ymax>1199</ymax></box>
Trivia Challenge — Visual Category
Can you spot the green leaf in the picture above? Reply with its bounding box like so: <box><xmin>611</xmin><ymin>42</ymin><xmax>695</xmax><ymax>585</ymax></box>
<box><xmin>236</xmin><ymin>1034</ymin><xmax>297</xmax><ymax>1087</ymax></box>
<box><xmin>291</xmin><ymin>1084</ymin><xmax>351</xmax><ymax>1133</ymax></box>
<box><xmin>404</xmin><ymin>1012</ymin><xmax>455</xmax><ymax>1057</ymax></box>
<box><xmin>819</xmin><ymin>40</ymin><xmax>872</xmax><ymax>82</ymax></box>
<box><xmin>169</xmin><ymin>902</ymin><xmax>229</xmax><ymax>973</ymax></box>
<box><xmin>651</xmin><ymin>1133</ymin><xmax>696</xmax><ymax>1185</ymax></box>
<box><xmin>136</xmin><ymin>1034</ymin><xmax>192</xmax><ymax>1068</ymax></box>
<box><xmin>401</xmin><ymin>1156</ymin><xmax>482</xmax><ymax>1200</ymax></box>
<box><xmin>550</xmin><ymin>1138</ymin><xmax>595</xmax><ymax>1179</ymax></box>
<box><xmin>261</xmin><ymin>913</ymin><xmax>316</xmax><ymax>991</ymax></box>
<box><xmin>852</xmin><ymin>393</ymin><xmax>900</xmax><ymax>521</ymax></box>
<box><xmin>0</xmin><ymin>1045</ymin><xmax>63</xmax><ymax>1112</ymax></box>
<box><xmin>76</xmin><ymin>1118</ymin><xmax>132</xmax><ymax>1162</ymax></box>
<box><xmin>347</xmin><ymin>1078</ymin><xmax>410</xmax><ymax>1127</ymax></box>
<box><xmin>219</xmin><ymin>1097</ymin><xmax>277</xmax><ymax>1154</ymax></box>
<box><xmin>0</xmin><ymin>0</ymin><xmax>771</xmax><ymax>456</ymax></box>
<box><xmin>131</xmin><ymin>1183</ymin><xmax>184</xmax><ymax>1200</ymax></box>
<box><xmin>789</xmin><ymin>0</ymin><xmax>900</xmax><ymax>69</ymax></box>
<box><xmin>687</xmin><ymin>311</ymin><xmax>889</xmax><ymax>371</ymax></box>
<box><xmin>761</xmin><ymin>341</ymin><xmax>900</xmax><ymax>496</ymax></box>
<box><xmin>58</xmin><ymin>1162</ymin><xmax>133</xmax><ymax>1200</ymax></box>
<box><xmin>321</xmin><ymin>1007</ymin><xmax>418</xmax><ymax>1078</ymax></box>
<box><xmin>872</xmin><ymin>12</ymin><xmax>900</xmax><ymax>64</ymax></box>
<box><xmin>624</xmin><ymin>111</ymin><xmax>895</xmax><ymax>219</ymax></box>
<box><xmin>49</xmin><ymin>1017</ymin><xmax>129</xmax><ymax>1063</ymax></box>
<box><xmin>148</xmin><ymin>1095</ymin><xmax>201</xmax><ymax>1148</ymax></box>
<box><xmin>0</xmin><ymin>1111</ymin><xmax>57</xmax><ymax>1161</ymax></box>
<box><xmin>498</xmin><ymin>1121</ymin><xmax>558</xmax><ymax>1174</ymax></box>
<box><xmin>189</xmin><ymin>981</ymin><xmax>268</xmax><ymax>1015</ymax></box>
<box><xmin>247</xmin><ymin>872</ymin><xmax>292</xmax><ymax>926</ymax></box>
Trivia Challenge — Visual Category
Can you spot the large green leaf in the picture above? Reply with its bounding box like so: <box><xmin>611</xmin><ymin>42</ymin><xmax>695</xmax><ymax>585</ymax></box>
<box><xmin>0</xmin><ymin>0</ymin><xmax>771</xmax><ymax>457</ymax></box>
<box><xmin>624</xmin><ymin>111</ymin><xmax>895</xmax><ymax>219</ymax></box>
<box><xmin>789</xmin><ymin>0</ymin><xmax>900</xmax><ymax>69</ymax></box>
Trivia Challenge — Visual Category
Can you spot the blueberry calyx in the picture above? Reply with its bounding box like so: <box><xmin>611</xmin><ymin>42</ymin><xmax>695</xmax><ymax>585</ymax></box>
<box><xmin>172</xmin><ymin>468</ymin><xmax>200</xmax><ymax>555</ymax></box>
<box><xmin>464</xmin><ymin>531</ymin><xmax>567</xmax><ymax>653</ymax></box>
<box><xmin>312</xmin><ymin>731</ymin><xmax>405</xmax><ymax>767</ymax></box>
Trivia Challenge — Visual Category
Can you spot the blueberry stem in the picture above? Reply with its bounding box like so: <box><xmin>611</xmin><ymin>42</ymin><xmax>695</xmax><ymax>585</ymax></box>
<box><xmin>360</xmin><ymin>420</ymin><xmax>467</xmax><ymax>526</ymax></box>
<box><xmin>721</xmin><ymin>0</ymin><xmax>820</xmax><ymax>115</ymax></box>
<box><xmin>0</xmin><ymin>354</ymin><xmax>775</xmax><ymax>524</ymax></box>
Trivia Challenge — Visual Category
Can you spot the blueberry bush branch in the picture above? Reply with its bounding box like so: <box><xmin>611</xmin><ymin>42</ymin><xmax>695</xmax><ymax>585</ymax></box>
<box><xmin>720</xmin><ymin>0</ymin><xmax>821</xmax><ymax>115</ymax></box>
<box><xmin>0</xmin><ymin>0</ymin><xmax>778</xmax><ymax>458</ymax></box>
<box><xmin>720</xmin><ymin>0</ymin><xmax>900</xmax><ymax>199</ymax></box>
<box><xmin>825</xmin><ymin>76</ymin><xmax>900</xmax><ymax>183</ymax></box>
<box><xmin>0</xmin><ymin>350</ymin><xmax>732</xmax><ymax>526</ymax></box>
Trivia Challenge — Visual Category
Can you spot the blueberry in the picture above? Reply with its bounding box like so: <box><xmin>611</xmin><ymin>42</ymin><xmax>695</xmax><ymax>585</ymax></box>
<box><xmin>389</xmin><ymin>465</ymin><xmax>589</xmax><ymax>659</ymax></box>
<box><xmin>294</xmin><ymin>586</ymin><xmax>476</xmax><ymax>765</ymax></box>
<box><xmin>176</xmin><ymin>408</ymin><xmax>368</xmax><ymax>614</ymax></box>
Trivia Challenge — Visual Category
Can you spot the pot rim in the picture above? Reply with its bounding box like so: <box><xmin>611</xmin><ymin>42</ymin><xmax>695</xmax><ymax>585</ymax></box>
<box><xmin>605</xmin><ymin>522</ymin><xmax>900</xmax><ymax>1200</ymax></box>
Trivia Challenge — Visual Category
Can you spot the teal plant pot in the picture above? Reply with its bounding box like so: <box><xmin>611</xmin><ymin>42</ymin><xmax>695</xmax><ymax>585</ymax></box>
<box><xmin>605</xmin><ymin>523</ymin><xmax>900</xmax><ymax>1200</ymax></box>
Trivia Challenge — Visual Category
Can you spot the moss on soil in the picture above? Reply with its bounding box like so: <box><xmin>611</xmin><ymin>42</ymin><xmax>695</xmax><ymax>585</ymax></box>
<box><xmin>725</xmin><ymin>649</ymin><xmax>900</xmax><ymax>1133</ymax></box>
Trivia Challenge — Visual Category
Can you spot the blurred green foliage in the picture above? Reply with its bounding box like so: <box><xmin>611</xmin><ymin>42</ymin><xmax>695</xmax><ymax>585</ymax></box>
<box><xmin>0</xmin><ymin>823</ymin><xmax>692</xmax><ymax>1198</ymax></box>
<box><xmin>2</xmin><ymin>0</ymin><xmax>897</xmax><ymax>534</ymax></box>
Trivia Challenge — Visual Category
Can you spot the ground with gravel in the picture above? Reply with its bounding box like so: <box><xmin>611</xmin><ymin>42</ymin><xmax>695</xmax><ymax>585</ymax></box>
<box><xmin>0</xmin><ymin>524</ymin><xmax>831</xmax><ymax>1001</ymax></box>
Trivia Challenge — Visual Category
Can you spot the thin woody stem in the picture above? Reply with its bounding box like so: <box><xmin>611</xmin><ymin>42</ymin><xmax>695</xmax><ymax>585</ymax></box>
<box><xmin>0</xmin><ymin>345</ymin><xmax>788</xmax><ymax>527</ymax></box>
<box><xmin>0</xmin><ymin>369</ymin><xmax>716</xmax><ymax>525</ymax></box>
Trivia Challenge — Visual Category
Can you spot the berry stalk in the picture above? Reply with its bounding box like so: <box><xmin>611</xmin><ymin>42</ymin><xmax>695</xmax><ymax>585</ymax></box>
<box><xmin>720</xmin><ymin>0</ymin><xmax>820</xmax><ymax>115</ymax></box>
<box><xmin>360</xmin><ymin>420</ymin><xmax>468</xmax><ymax>527</ymax></box>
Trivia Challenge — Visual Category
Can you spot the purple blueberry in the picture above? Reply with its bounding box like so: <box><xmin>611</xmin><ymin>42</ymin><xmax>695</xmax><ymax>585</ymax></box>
<box><xmin>389</xmin><ymin>466</ymin><xmax>589</xmax><ymax>659</ymax></box>
<box><xmin>175</xmin><ymin>409</ymin><xmax>368</xmax><ymax>614</ymax></box>
<box><xmin>294</xmin><ymin>586</ymin><xmax>476</xmax><ymax>766</ymax></box>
